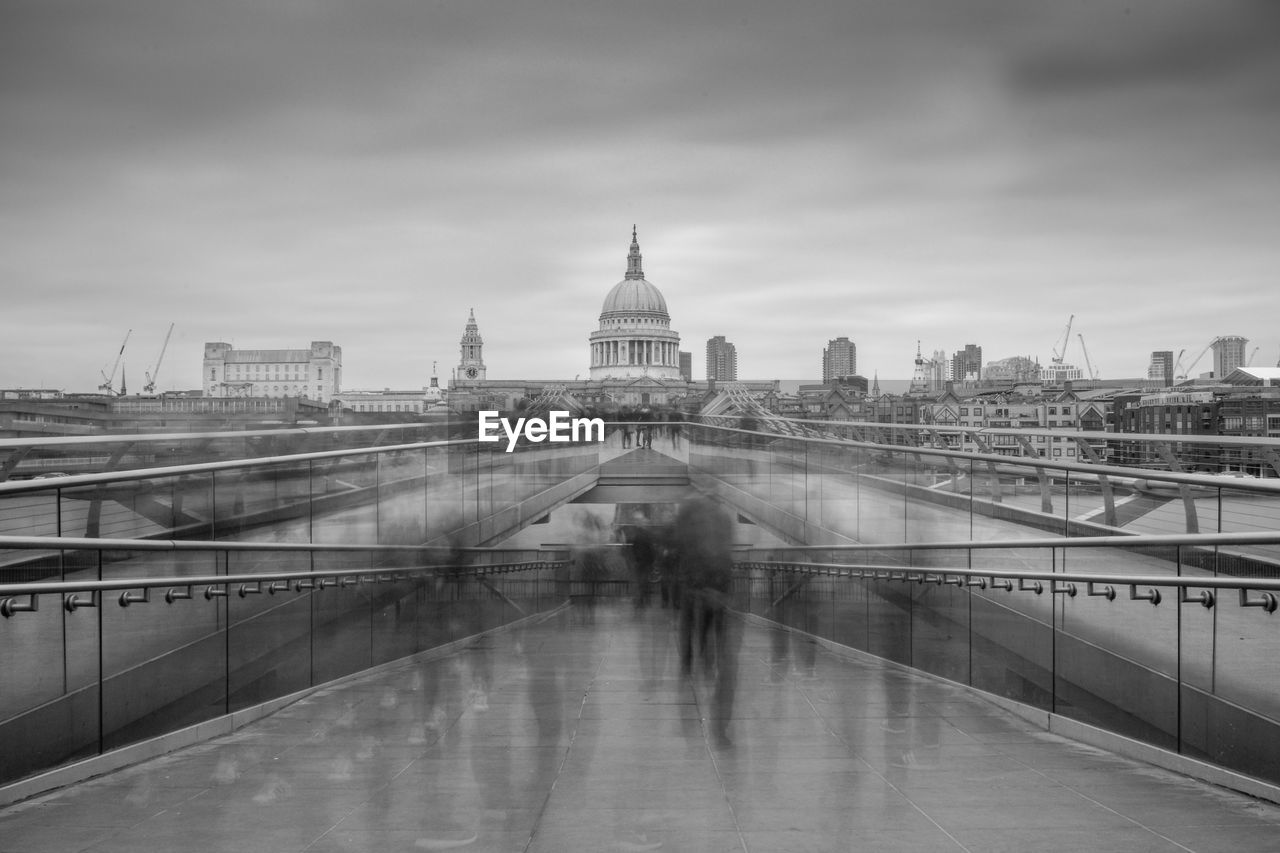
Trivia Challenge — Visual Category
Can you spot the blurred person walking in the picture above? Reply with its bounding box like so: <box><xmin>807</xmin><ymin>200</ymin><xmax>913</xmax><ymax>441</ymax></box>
<box><xmin>671</xmin><ymin>496</ymin><xmax>741</xmax><ymax>747</ymax></box>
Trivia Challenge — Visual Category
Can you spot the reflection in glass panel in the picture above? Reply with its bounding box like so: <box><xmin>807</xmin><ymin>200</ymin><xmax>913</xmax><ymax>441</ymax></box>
<box><xmin>310</xmin><ymin>453</ymin><xmax>380</xmax><ymax>546</ymax></box>
<box><xmin>377</xmin><ymin>448</ymin><xmax>428</xmax><ymax>546</ymax></box>
<box><xmin>226</xmin><ymin>549</ymin><xmax>313</xmax><ymax>711</ymax></box>
<box><xmin>1055</xmin><ymin>545</ymin><xmax>1178</xmax><ymax>749</ymax></box>
<box><xmin>102</xmin><ymin>552</ymin><xmax>228</xmax><ymax>751</ymax></box>
<box><xmin>907</xmin><ymin>548</ymin><xmax>970</xmax><ymax>684</ymax></box>
<box><xmin>0</xmin><ymin>551</ymin><xmax>98</xmax><ymax>784</ymax></box>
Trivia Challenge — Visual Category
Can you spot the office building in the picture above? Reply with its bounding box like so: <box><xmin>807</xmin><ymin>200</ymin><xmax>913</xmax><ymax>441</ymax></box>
<box><xmin>706</xmin><ymin>336</ymin><xmax>738</xmax><ymax>382</ymax></box>
<box><xmin>1213</xmin><ymin>336</ymin><xmax>1248</xmax><ymax>379</ymax></box>
<box><xmin>1147</xmin><ymin>351</ymin><xmax>1174</xmax><ymax>387</ymax></box>
<box><xmin>951</xmin><ymin>344</ymin><xmax>982</xmax><ymax>382</ymax></box>
<box><xmin>822</xmin><ymin>337</ymin><xmax>856</xmax><ymax>382</ymax></box>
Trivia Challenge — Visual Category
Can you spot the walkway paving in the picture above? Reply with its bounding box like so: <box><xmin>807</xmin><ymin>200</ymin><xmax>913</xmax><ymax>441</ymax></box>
<box><xmin>3</xmin><ymin>603</ymin><xmax>1280</xmax><ymax>853</ymax></box>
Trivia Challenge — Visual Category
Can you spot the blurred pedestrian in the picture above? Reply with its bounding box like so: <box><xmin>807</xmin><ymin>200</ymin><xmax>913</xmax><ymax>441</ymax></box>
<box><xmin>628</xmin><ymin>523</ymin><xmax>657</xmax><ymax>610</ymax></box>
<box><xmin>670</xmin><ymin>496</ymin><xmax>740</xmax><ymax>747</ymax></box>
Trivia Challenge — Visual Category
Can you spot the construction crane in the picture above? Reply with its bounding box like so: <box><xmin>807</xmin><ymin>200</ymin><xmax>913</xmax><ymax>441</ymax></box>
<box><xmin>1077</xmin><ymin>333</ymin><xmax>1099</xmax><ymax>380</ymax></box>
<box><xmin>1050</xmin><ymin>315</ymin><xmax>1074</xmax><ymax>365</ymax></box>
<box><xmin>1176</xmin><ymin>338</ymin><xmax>1217</xmax><ymax>380</ymax></box>
<box><xmin>1246</xmin><ymin>347</ymin><xmax>1260</xmax><ymax>367</ymax></box>
<box><xmin>143</xmin><ymin>323</ymin><xmax>175</xmax><ymax>394</ymax></box>
<box><xmin>98</xmin><ymin>329</ymin><xmax>132</xmax><ymax>395</ymax></box>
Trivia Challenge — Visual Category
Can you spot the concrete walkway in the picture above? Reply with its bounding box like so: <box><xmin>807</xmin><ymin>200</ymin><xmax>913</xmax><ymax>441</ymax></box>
<box><xmin>3</xmin><ymin>603</ymin><xmax>1279</xmax><ymax>852</ymax></box>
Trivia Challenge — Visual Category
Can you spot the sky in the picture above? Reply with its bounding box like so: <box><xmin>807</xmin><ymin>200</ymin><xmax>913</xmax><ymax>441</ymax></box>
<box><xmin>2</xmin><ymin>0</ymin><xmax>1278</xmax><ymax>393</ymax></box>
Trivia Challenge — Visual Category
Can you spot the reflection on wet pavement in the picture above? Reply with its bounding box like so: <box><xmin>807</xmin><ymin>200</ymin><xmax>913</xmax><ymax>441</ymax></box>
<box><xmin>4</xmin><ymin>602</ymin><xmax>1280</xmax><ymax>852</ymax></box>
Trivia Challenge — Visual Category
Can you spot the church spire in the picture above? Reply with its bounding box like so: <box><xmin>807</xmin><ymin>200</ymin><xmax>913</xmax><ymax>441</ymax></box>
<box><xmin>625</xmin><ymin>225</ymin><xmax>644</xmax><ymax>280</ymax></box>
<box><xmin>909</xmin><ymin>339</ymin><xmax>930</xmax><ymax>395</ymax></box>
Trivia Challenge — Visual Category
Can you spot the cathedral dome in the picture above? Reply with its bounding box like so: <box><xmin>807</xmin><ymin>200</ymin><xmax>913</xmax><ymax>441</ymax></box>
<box><xmin>601</xmin><ymin>278</ymin><xmax>668</xmax><ymax>317</ymax></box>
<box><xmin>588</xmin><ymin>227</ymin><xmax>682</xmax><ymax>383</ymax></box>
<box><xmin>598</xmin><ymin>226</ymin><xmax>669</xmax><ymax>319</ymax></box>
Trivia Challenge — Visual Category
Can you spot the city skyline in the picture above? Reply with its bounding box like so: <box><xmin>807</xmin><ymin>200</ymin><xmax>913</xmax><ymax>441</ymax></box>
<box><xmin>2</xmin><ymin>1</ymin><xmax>1278</xmax><ymax>392</ymax></box>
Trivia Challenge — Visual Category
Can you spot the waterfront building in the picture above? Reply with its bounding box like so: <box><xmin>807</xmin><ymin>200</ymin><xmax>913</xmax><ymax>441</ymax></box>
<box><xmin>0</xmin><ymin>389</ymin><xmax>63</xmax><ymax>401</ymax></box>
<box><xmin>203</xmin><ymin>341</ymin><xmax>342</xmax><ymax>403</ymax></box>
<box><xmin>332</xmin><ymin>389</ymin><xmax>438</xmax><ymax>417</ymax></box>
<box><xmin>0</xmin><ymin>394</ymin><xmax>331</xmax><ymax>441</ymax></box>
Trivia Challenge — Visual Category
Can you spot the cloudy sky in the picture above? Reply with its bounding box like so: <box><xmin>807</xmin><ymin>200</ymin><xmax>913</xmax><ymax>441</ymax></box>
<box><xmin>2</xmin><ymin>0</ymin><xmax>1278</xmax><ymax>392</ymax></box>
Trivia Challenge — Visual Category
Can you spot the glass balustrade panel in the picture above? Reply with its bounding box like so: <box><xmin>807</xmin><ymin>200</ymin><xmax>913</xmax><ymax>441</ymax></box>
<box><xmin>225</xmin><ymin>549</ymin><xmax>314</xmax><ymax>711</ymax></box>
<box><xmin>1054</xmin><ymin>544</ymin><xmax>1178</xmax><ymax>749</ymax></box>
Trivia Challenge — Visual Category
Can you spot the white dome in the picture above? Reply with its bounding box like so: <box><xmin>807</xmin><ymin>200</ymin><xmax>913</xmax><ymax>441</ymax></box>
<box><xmin>600</xmin><ymin>278</ymin><xmax>668</xmax><ymax>317</ymax></box>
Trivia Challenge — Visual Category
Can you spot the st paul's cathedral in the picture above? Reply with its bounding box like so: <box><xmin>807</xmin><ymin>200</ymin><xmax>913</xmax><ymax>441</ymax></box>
<box><xmin>446</xmin><ymin>228</ymin><xmax>773</xmax><ymax>413</ymax></box>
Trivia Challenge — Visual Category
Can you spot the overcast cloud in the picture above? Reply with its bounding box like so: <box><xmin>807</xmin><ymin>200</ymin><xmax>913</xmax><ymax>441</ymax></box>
<box><xmin>2</xmin><ymin>0</ymin><xmax>1278</xmax><ymax>391</ymax></box>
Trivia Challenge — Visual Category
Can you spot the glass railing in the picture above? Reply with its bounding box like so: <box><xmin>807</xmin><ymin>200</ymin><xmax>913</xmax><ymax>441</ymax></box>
<box><xmin>0</xmin><ymin>538</ymin><xmax>570</xmax><ymax>788</ymax></box>
<box><xmin>682</xmin><ymin>421</ymin><xmax>1280</xmax><ymax>548</ymax></box>
<box><xmin>0</xmin><ymin>433</ymin><xmax>602</xmax><ymax>577</ymax></box>
<box><xmin>673</xmin><ymin>421</ymin><xmax>1280</xmax><ymax>788</ymax></box>
<box><xmin>733</xmin><ymin>533</ymin><xmax>1280</xmax><ymax>788</ymax></box>
<box><xmin>0</xmin><ymin>425</ymin><xmax>607</xmax><ymax>791</ymax></box>
<box><xmin>7</xmin><ymin>417</ymin><xmax>1280</xmax><ymax>796</ymax></box>
<box><xmin>0</xmin><ymin>422</ymin><xmax>467</xmax><ymax>479</ymax></box>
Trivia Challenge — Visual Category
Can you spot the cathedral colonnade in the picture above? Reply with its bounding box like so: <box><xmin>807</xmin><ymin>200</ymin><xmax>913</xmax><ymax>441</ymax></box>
<box><xmin>591</xmin><ymin>339</ymin><xmax>679</xmax><ymax>368</ymax></box>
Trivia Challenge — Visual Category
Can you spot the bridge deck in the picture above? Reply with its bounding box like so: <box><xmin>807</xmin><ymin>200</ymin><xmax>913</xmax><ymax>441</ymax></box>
<box><xmin>3</xmin><ymin>604</ymin><xmax>1279</xmax><ymax>852</ymax></box>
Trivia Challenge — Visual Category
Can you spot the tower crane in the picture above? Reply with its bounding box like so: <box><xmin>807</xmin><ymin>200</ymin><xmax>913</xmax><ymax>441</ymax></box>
<box><xmin>1176</xmin><ymin>338</ymin><xmax>1217</xmax><ymax>381</ymax></box>
<box><xmin>1077</xmin><ymin>333</ymin><xmax>1099</xmax><ymax>380</ymax></box>
<box><xmin>143</xmin><ymin>323</ymin><xmax>175</xmax><ymax>394</ymax></box>
<box><xmin>1050</xmin><ymin>315</ymin><xmax>1074</xmax><ymax>365</ymax></box>
<box><xmin>98</xmin><ymin>329</ymin><xmax>132</xmax><ymax>395</ymax></box>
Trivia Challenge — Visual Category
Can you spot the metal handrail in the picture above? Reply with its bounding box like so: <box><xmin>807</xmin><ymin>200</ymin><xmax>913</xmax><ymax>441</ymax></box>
<box><xmin>0</xmin><ymin>558</ymin><xmax>569</xmax><ymax>616</ymax></box>
<box><xmin>0</xmin><ymin>534</ymin><xmax>483</xmax><ymax>553</ymax></box>
<box><xmin>697</xmin><ymin>414</ymin><xmax>1280</xmax><ymax>451</ymax></box>
<box><xmin>0</xmin><ymin>438</ymin><xmax>470</xmax><ymax>494</ymax></box>
<box><xmin>739</xmin><ymin>560</ymin><xmax>1280</xmax><ymax>591</ymax></box>
<box><xmin>684</xmin><ymin>422</ymin><xmax>1280</xmax><ymax>494</ymax></box>
<box><xmin>738</xmin><ymin>561</ymin><xmax>1280</xmax><ymax>611</ymax></box>
<box><xmin>738</xmin><ymin>531</ymin><xmax>1280</xmax><ymax>553</ymax></box>
<box><xmin>5</xmin><ymin>418</ymin><xmax>1277</xmax><ymax>496</ymax></box>
<box><xmin>5</xmin><ymin>414</ymin><xmax>1277</xmax><ymax>453</ymax></box>
<box><xmin>0</xmin><ymin>421</ymin><xmax>447</xmax><ymax>451</ymax></box>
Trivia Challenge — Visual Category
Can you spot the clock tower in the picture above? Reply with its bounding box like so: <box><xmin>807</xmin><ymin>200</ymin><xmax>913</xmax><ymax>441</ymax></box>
<box><xmin>456</xmin><ymin>308</ymin><xmax>486</xmax><ymax>382</ymax></box>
